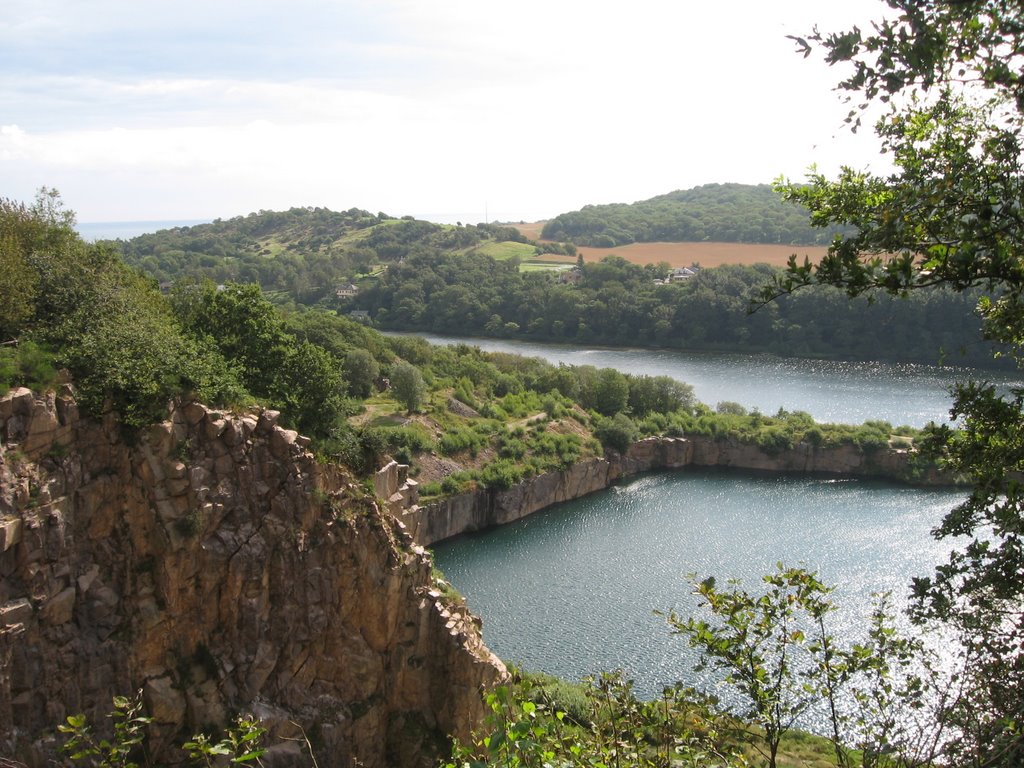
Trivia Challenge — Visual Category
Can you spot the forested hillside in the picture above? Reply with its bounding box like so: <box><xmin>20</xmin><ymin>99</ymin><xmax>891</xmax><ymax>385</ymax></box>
<box><xmin>102</xmin><ymin>186</ymin><xmax>1010</xmax><ymax>368</ymax></box>
<box><xmin>541</xmin><ymin>183</ymin><xmax>846</xmax><ymax>246</ymax></box>
<box><xmin>116</xmin><ymin>207</ymin><xmax>534</xmax><ymax>304</ymax></box>
<box><xmin>354</xmin><ymin>251</ymin><xmax>999</xmax><ymax>367</ymax></box>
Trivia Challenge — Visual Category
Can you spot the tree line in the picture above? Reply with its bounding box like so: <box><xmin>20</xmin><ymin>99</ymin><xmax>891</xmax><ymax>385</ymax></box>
<box><xmin>541</xmin><ymin>183</ymin><xmax>850</xmax><ymax>246</ymax></box>
<box><xmin>354</xmin><ymin>251</ymin><xmax>1002</xmax><ymax>367</ymax></box>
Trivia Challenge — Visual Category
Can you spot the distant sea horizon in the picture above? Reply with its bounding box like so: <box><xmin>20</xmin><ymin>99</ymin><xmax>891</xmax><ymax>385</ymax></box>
<box><xmin>76</xmin><ymin>219</ymin><xmax>212</xmax><ymax>241</ymax></box>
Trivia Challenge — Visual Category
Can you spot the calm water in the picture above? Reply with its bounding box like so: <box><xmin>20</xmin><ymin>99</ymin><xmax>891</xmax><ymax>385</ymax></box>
<box><xmin>420</xmin><ymin>334</ymin><xmax>981</xmax><ymax>708</ymax></box>
<box><xmin>407</xmin><ymin>333</ymin><xmax>1022</xmax><ymax>427</ymax></box>
<box><xmin>433</xmin><ymin>470</ymin><xmax>965</xmax><ymax>700</ymax></box>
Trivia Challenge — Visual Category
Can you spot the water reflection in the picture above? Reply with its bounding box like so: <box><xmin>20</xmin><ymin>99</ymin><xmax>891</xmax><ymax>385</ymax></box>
<box><xmin>432</xmin><ymin>470</ymin><xmax>965</xmax><ymax>701</ymax></box>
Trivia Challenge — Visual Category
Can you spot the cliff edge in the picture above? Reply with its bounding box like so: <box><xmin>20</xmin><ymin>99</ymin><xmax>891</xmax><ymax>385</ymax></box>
<box><xmin>0</xmin><ymin>386</ymin><xmax>505</xmax><ymax>767</ymax></box>
<box><xmin>403</xmin><ymin>435</ymin><xmax>949</xmax><ymax>546</ymax></box>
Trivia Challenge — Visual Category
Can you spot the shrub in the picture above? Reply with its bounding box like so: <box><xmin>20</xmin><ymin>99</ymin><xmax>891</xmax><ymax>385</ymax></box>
<box><xmin>594</xmin><ymin>413</ymin><xmax>639</xmax><ymax>453</ymax></box>
<box><xmin>478</xmin><ymin>460</ymin><xmax>523</xmax><ymax>490</ymax></box>
<box><xmin>439</xmin><ymin>426</ymin><xmax>487</xmax><ymax>457</ymax></box>
<box><xmin>0</xmin><ymin>340</ymin><xmax>59</xmax><ymax>393</ymax></box>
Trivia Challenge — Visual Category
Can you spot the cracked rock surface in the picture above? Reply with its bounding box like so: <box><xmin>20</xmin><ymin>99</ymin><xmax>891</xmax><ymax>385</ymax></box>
<box><xmin>0</xmin><ymin>387</ymin><xmax>504</xmax><ymax>768</ymax></box>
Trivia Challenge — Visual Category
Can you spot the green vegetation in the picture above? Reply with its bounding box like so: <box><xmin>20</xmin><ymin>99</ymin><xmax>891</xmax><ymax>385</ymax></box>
<box><xmin>667</xmin><ymin>567</ymin><xmax>940</xmax><ymax>768</ymax></box>
<box><xmin>115</xmin><ymin>209</ymin><xmax>537</xmax><ymax>306</ymax></box>
<box><xmin>443</xmin><ymin>666</ymin><xmax>870</xmax><ymax>768</ymax></box>
<box><xmin>107</xmin><ymin>183</ymin><xmax>1005</xmax><ymax>369</ymax></box>
<box><xmin>0</xmin><ymin>191</ymin><xmax>927</xmax><ymax>495</ymax></box>
<box><xmin>59</xmin><ymin>692</ymin><xmax>270</xmax><ymax>768</ymax></box>
<box><xmin>471</xmin><ymin>240</ymin><xmax>537</xmax><ymax>261</ymax></box>
<box><xmin>541</xmin><ymin>183</ymin><xmax>848</xmax><ymax>247</ymax></box>
<box><xmin>764</xmin><ymin>2</ymin><xmax>1024</xmax><ymax>765</ymax></box>
<box><xmin>0</xmin><ymin>191</ymin><xmax>246</xmax><ymax>430</ymax></box>
<box><xmin>355</xmin><ymin>250</ymin><xmax>998</xmax><ymax>367</ymax></box>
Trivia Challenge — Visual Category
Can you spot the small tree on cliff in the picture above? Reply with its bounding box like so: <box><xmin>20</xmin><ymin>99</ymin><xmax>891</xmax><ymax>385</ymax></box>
<box><xmin>390</xmin><ymin>361</ymin><xmax>426</xmax><ymax>413</ymax></box>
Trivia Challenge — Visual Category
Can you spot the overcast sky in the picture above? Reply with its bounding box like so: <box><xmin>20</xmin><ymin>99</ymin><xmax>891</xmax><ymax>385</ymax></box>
<box><xmin>1</xmin><ymin>0</ymin><xmax>892</xmax><ymax>224</ymax></box>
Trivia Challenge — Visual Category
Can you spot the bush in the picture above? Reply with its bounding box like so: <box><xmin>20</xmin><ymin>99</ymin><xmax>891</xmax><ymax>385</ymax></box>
<box><xmin>439</xmin><ymin>426</ymin><xmax>487</xmax><ymax>457</ymax></box>
<box><xmin>0</xmin><ymin>340</ymin><xmax>59</xmax><ymax>393</ymax></box>
<box><xmin>594</xmin><ymin>413</ymin><xmax>639</xmax><ymax>453</ymax></box>
<box><xmin>478</xmin><ymin>460</ymin><xmax>523</xmax><ymax>490</ymax></box>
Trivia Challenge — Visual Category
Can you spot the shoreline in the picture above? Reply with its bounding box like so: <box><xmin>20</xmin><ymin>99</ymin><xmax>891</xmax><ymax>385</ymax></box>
<box><xmin>391</xmin><ymin>435</ymin><xmax>952</xmax><ymax>547</ymax></box>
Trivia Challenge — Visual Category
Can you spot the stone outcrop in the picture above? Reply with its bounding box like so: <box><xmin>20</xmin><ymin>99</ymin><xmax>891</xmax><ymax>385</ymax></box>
<box><xmin>0</xmin><ymin>387</ymin><xmax>504</xmax><ymax>767</ymax></box>
<box><xmin>403</xmin><ymin>435</ymin><xmax>949</xmax><ymax>546</ymax></box>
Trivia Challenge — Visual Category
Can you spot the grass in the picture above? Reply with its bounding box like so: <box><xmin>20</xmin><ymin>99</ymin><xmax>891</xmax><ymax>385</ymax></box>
<box><xmin>471</xmin><ymin>241</ymin><xmax>538</xmax><ymax>260</ymax></box>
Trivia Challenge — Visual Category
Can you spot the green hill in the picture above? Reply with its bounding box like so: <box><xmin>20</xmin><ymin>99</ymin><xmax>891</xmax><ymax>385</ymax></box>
<box><xmin>116</xmin><ymin>208</ymin><xmax>535</xmax><ymax>304</ymax></box>
<box><xmin>541</xmin><ymin>182</ymin><xmax>845</xmax><ymax>247</ymax></box>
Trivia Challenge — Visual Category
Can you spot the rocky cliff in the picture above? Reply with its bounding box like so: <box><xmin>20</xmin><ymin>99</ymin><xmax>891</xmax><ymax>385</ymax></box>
<box><xmin>0</xmin><ymin>387</ymin><xmax>505</xmax><ymax>767</ymax></box>
<box><xmin>403</xmin><ymin>435</ymin><xmax>948</xmax><ymax>546</ymax></box>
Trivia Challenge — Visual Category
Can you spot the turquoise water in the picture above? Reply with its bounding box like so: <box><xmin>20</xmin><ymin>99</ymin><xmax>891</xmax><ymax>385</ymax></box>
<box><xmin>406</xmin><ymin>333</ymin><xmax>1021</xmax><ymax>427</ymax></box>
<box><xmin>432</xmin><ymin>469</ymin><xmax>965</xmax><ymax>700</ymax></box>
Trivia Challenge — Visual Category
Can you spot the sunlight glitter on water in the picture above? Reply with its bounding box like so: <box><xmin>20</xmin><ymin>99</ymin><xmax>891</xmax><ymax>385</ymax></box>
<box><xmin>432</xmin><ymin>470</ymin><xmax>965</xmax><ymax>701</ymax></box>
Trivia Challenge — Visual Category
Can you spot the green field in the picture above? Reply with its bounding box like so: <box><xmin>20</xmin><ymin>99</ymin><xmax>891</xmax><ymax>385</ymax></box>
<box><xmin>471</xmin><ymin>241</ymin><xmax>538</xmax><ymax>260</ymax></box>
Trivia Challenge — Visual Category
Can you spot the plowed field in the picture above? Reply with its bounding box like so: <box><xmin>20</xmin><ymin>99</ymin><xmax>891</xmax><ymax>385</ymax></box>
<box><xmin>512</xmin><ymin>222</ymin><xmax>829</xmax><ymax>269</ymax></box>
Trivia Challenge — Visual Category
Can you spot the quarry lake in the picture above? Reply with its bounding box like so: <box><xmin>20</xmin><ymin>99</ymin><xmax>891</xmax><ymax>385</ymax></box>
<box><xmin>417</xmin><ymin>335</ymin><xmax>994</xmax><ymax>700</ymax></box>
<box><xmin>432</xmin><ymin>471</ymin><xmax>965</xmax><ymax>700</ymax></box>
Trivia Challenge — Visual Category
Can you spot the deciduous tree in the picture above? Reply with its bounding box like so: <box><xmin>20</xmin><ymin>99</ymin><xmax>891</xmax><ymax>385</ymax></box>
<box><xmin>772</xmin><ymin>3</ymin><xmax>1024</xmax><ymax>763</ymax></box>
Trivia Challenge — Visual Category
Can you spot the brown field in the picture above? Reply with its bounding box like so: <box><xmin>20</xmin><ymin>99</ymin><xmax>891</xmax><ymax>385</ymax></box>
<box><xmin>511</xmin><ymin>222</ymin><xmax>829</xmax><ymax>269</ymax></box>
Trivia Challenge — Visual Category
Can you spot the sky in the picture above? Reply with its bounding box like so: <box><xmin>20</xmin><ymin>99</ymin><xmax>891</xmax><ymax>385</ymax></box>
<box><xmin>1</xmin><ymin>0</ymin><xmax>893</xmax><ymax>225</ymax></box>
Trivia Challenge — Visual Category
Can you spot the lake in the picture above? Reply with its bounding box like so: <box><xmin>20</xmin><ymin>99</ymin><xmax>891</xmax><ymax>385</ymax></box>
<box><xmin>403</xmin><ymin>332</ymin><xmax>1022</xmax><ymax>427</ymax></box>
<box><xmin>421</xmin><ymin>335</ymin><xmax>976</xmax><ymax>705</ymax></box>
<box><xmin>432</xmin><ymin>470</ymin><xmax>963</xmax><ymax>701</ymax></box>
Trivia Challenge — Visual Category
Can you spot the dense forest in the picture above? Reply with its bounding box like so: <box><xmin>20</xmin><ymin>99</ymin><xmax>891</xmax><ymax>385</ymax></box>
<box><xmin>354</xmin><ymin>251</ymin><xmax>999</xmax><ymax>367</ymax></box>
<box><xmin>540</xmin><ymin>183</ymin><xmax>849</xmax><ymax>246</ymax></box>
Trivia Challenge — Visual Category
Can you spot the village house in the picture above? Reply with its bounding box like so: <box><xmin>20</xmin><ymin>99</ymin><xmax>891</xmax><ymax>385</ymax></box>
<box><xmin>335</xmin><ymin>282</ymin><xmax>359</xmax><ymax>299</ymax></box>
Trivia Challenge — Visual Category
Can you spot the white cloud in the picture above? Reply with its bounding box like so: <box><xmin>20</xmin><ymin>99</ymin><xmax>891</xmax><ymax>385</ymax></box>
<box><xmin>1</xmin><ymin>0</ymin><xmax>894</xmax><ymax>221</ymax></box>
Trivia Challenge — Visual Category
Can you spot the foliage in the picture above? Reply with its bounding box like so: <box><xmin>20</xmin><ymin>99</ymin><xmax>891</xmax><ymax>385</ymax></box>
<box><xmin>0</xmin><ymin>340</ymin><xmax>59</xmax><ymax>393</ymax></box>
<box><xmin>593</xmin><ymin>412</ymin><xmax>639</xmax><ymax>454</ymax></box>
<box><xmin>666</xmin><ymin>567</ymin><xmax>836</xmax><ymax>768</ymax></box>
<box><xmin>357</xmin><ymin>249</ymin><xmax>996</xmax><ymax>367</ymax></box>
<box><xmin>772</xmin><ymin>3</ymin><xmax>1024</xmax><ymax>764</ymax></box>
<box><xmin>60</xmin><ymin>693</ymin><xmax>267</xmax><ymax>768</ymax></box>
<box><xmin>181</xmin><ymin>717</ymin><xmax>267</xmax><ymax>767</ymax></box>
<box><xmin>59</xmin><ymin>692</ymin><xmax>152</xmax><ymax>768</ymax></box>
<box><xmin>171</xmin><ymin>281</ymin><xmax>351</xmax><ymax>436</ymax></box>
<box><xmin>628</xmin><ymin>374</ymin><xmax>697</xmax><ymax>417</ymax></box>
<box><xmin>541</xmin><ymin>183</ymin><xmax>845</xmax><ymax>246</ymax></box>
<box><xmin>582</xmin><ymin>367</ymin><xmax>630</xmax><ymax>416</ymax></box>
<box><xmin>390</xmin><ymin>361</ymin><xmax>426</xmax><ymax>413</ymax></box>
<box><xmin>342</xmin><ymin>347</ymin><xmax>379</xmax><ymax>398</ymax></box>
<box><xmin>439</xmin><ymin>424</ymin><xmax>489</xmax><ymax>457</ymax></box>
<box><xmin>443</xmin><ymin>672</ymin><xmax>742</xmax><ymax>768</ymax></box>
<box><xmin>666</xmin><ymin>567</ymin><xmax>946</xmax><ymax>768</ymax></box>
<box><xmin>116</xmin><ymin>208</ymin><xmax>535</xmax><ymax>305</ymax></box>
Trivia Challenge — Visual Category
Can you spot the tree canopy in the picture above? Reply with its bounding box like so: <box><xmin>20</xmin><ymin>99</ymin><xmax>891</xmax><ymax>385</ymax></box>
<box><xmin>541</xmin><ymin>183</ymin><xmax>848</xmax><ymax>247</ymax></box>
<box><xmin>776</xmin><ymin>3</ymin><xmax>1024</xmax><ymax>764</ymax></box>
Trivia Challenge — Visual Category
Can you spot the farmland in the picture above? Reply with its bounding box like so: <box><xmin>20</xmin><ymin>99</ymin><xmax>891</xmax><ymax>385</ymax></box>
<box><xmin>510</xmin><ymin>221</ymin><xmax>830</xmax><ymax>269</ymax></box>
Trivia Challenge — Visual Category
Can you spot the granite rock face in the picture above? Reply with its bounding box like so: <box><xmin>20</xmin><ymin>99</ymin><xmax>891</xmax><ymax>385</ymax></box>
<box><xmin>404</xmin><ymin>436</ymin><xmax>946</xmax><ymax>546</ymax></box>
<box><xmin>0</xmin><ymin>388</ymin><xmax>504</xmax><ymax>767</ymax></box>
